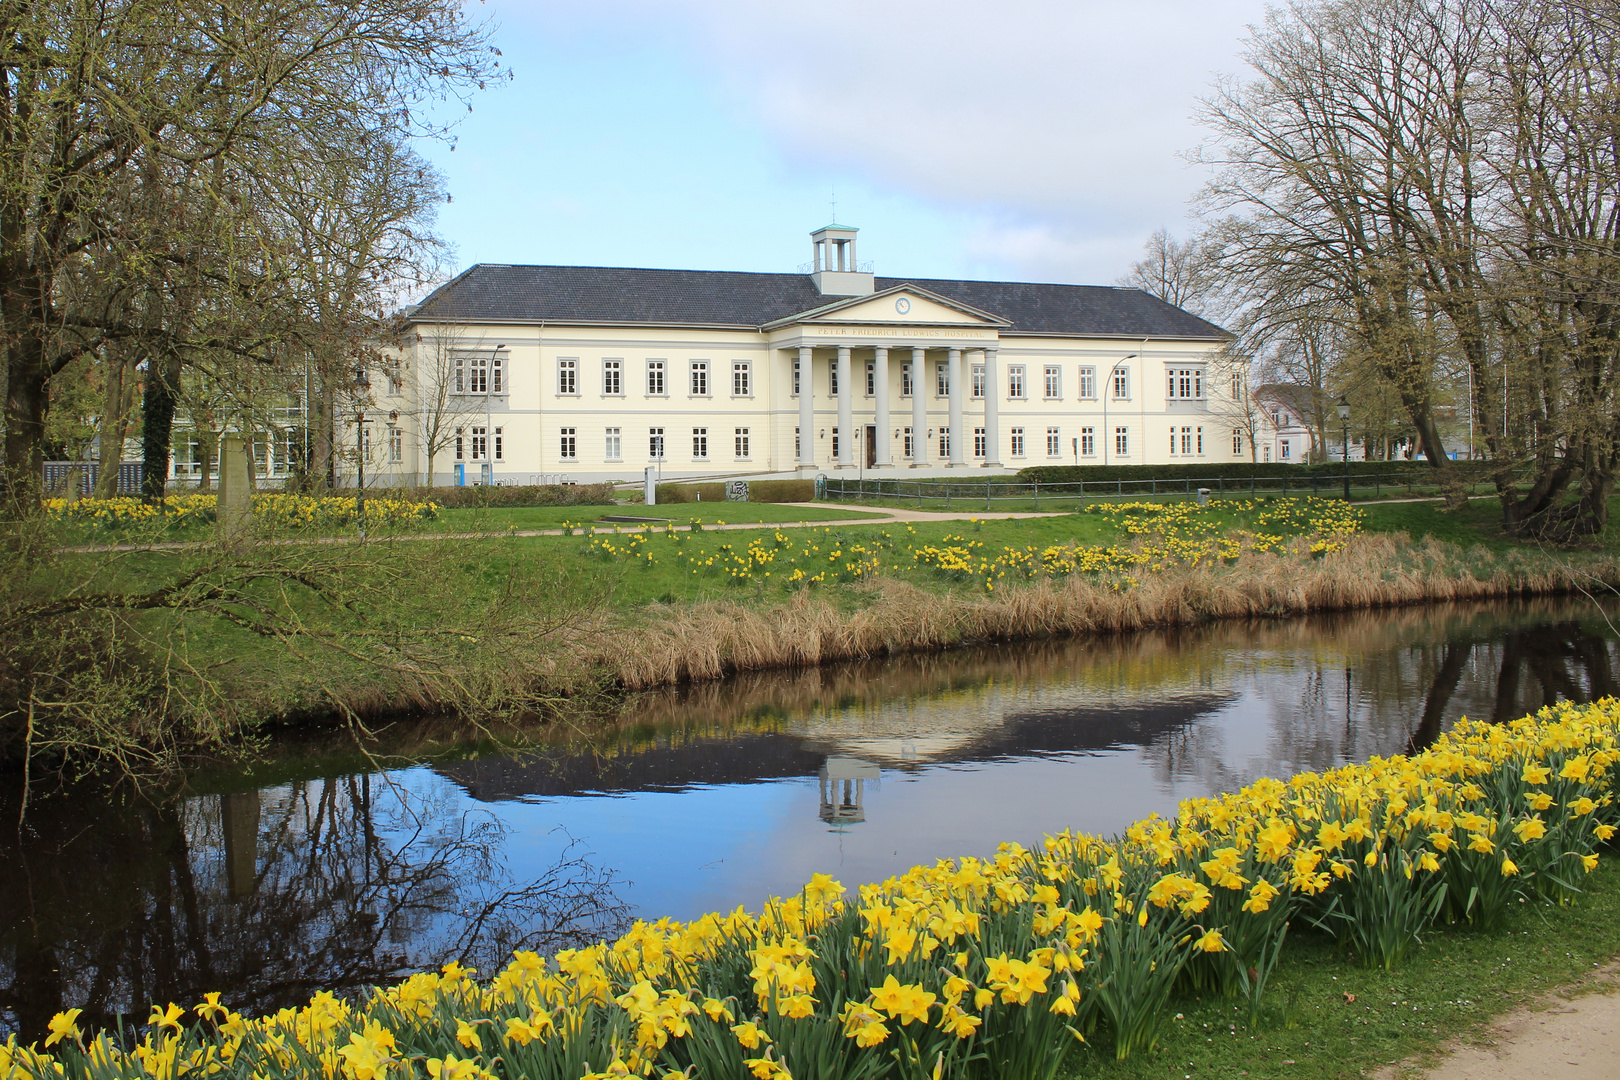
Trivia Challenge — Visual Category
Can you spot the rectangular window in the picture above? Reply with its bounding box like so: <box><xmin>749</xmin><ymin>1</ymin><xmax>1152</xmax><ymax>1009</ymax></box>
<box><xmin>829</xmin><ymin>363</ymin><xmax>838</xmax><ymax>396</ymax></box>
<box><xmin>647</xmin><ymin>360</ymin><xmax>666</xmax><ymax>396</ymax></box>
<box><xmin>971</xmin><ymin>364</ymin><xmax>986</xmax><ymax>399</ymax></box>
<box><xmin>1081</xmin><ymin>427</ymin><xmax>1095</xmax><ymax>457</ymax></box>
<box><xmin>1197</xmin><ymin>426</ymin><xmax>1204</xmax><ymax>454</ymax></box>
<box><xmin>649</xmin><ymin>427</ymin><xmax>665</xmax><ymax>460</ymax></box>
<box><xmin>690</xmin><ymin>361</ymin><xmax>709</xmax><ymax>396</ymax></box>
<box><xmin>936</xmin><ymin>363</ymin><xmax>949</xmax><ymax>397</ymax></box>
<box><xmin>831</xmin><ymin>427</ymin><xmax>840</xmax><ymax>458</ymax></box>
<box><xmin>388</xmin><ymin>425</ymin><xmax>402</xmax><ymax>463</ymax></box>
<box><xmin>938</xmin><ymin>426</ymin><xmax>950</xmax><ymax>457</ymax></box>
<box><xmin>1007</xmin><ymin>365</ymin><xmax>1026</xmax><ymax>399</ymax></box>
<box><xmin>1280</xmin><ymin>439</ymin><xmax>1292</xmax><ymax>459</ymax></box>
<box><xmin>558</xmin><ymin>358</ymin><xmax>578</xmax><ymax>395</ymax></box>
<box><xmin>1178</xmin><ymin>426</ymin><xmax>1193</xmax><ymax>455</ymax></box>
<box><xmin>792</xmin><ymin>359</ymin><xmax>801</xmax><ymax>396</ymax></box>
<box><xmin>454</xmin><ymin>427</ymin><xmax>464</xmax><ymax>461</ymax></box>
<box><xmin>795</xmin><ymin>426</ymin><xmax>801</xmax><ymax>458</ymax></box>
<box><xmin>494</xmin><ymin>426</ymin><xmax>503</xmax><ymax>461</ymax></box>
<box><xmin>1043</xmin><ymin>366</ymin><xmax>1061</xmax><ymax>400</ymax></box>
<box><xmin>386</xmin><ymin>370</ymin><xmax>403</xmax><ymax>397</ymax></box>
<box><xmin>454</xmin><ymin>351</ymin><xmax>503</xmax><ymax>395</ymax></box>
<box><xmin>904</xmin><ymin>426</ymin><xmax>915</xmax><ymax>459</ymax></box>
<box><xmin>901</xmin><ymin>363</ymin><xmax>913</xmax><ymax>397</ymax></box>
<box><xmin>275</xmin><ymin>430</ymin><xmax>297</xmax><ymax>475</ymax></box>
<box><xmin>1078</xmin><ymin>367</ymin><xmax>1096</xmax><ymax>399</ymax></box>
<box><xmin>692</xmin><ymin>427</ymin><xmax>708</xmax><ymax>459</ymax></box>
<box><xmin>1167</xmin><ymin>367</ymin><xmax>1204</xmax><ymax>399</ymax></box>
<box><xmin>603</xmin><ymin>359</ymin><xmax>622</xmax><ymax>396</ymax></box>
<box><xmin>1047</xmin><ymin>427</ymin><xmax>1061</xmax><ymax>457</ymax></box>
<box><xmin>605</xmin><ymin>427</ymin><xmax>622</xmax><ymax>461</ymax></box>
<box><xmin>973</xmin><ymin>426</ymin><xmax>987</xmax><ymax>458</ymax></box>
<box><xmin>735</xmin><ymin>427</ymin><xmax>750</xmax><ymax>458</ymax></box>
<box><xmin>1113</xmin><ymin>368</ymin><xmax>1129</xmax><ymax>399</ymax></box>
<box><xmin>470</xmin><ymin>426</ymin><xmax>488</xmax><ymax>461</ymax></box>
<box><xmin>1114</xmin><ymin>427</ymin><xmax>1129</xmax><ymax>457</ymax></box>
<box><xmin>1231</xmin><ymin>373</ymin><xmax>1243</xmax><ymax>400</ymax></box>
<box><xmin>732</xmin><ymin>360</ymin><xmax>750</xmax><ymax>397</ymax></box>
<box><xmin>1232</xmin><ymin>429</ymin><xmax>1243</xmax><ymax>456</ymax></box>
<box><xmin>1010</xmin><ymin>427</ymin><xmax>1025</xmax><ymax>457</ymax></box>
<box><xmin>560</xmin><ymin>427</ymin><xmax>577</xmax><ymax>460</ymax></box>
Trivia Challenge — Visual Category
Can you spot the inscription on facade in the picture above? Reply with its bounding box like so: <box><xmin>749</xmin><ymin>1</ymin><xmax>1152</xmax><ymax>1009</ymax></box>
<box><xmin>807</xmin><ymin>325</ymin><xmax>996</xmax><ymax>339</ymax></box>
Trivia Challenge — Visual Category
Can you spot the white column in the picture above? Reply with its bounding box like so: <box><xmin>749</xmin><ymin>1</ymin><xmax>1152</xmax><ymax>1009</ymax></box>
<box><xmin>910</xmin><ymin>347</ymin><xmax>928</xmax><ymax>467</ymax></box>
<box><xmin>873</xmin><ymin>347</ymin><xmax>892</xmax><ymax>466</ymax></box>
<box><xmin>836</xmin><ymin>345</ymin><xmax>853</xmax><ymax>467</ymax></box>
<box><xmin>982</xmin><ymin>346</ymin><xmax>1002</xmax><ymax>467</ymax></box>
<box><xmin>797</xmin><ymin>346</ymin><xmax>814</xmax><ymax>469</ymax></box>
<box><xmin>947</xmin><ymin>346</ymin><xmax>965</xmax><ymax>466</ymax></box>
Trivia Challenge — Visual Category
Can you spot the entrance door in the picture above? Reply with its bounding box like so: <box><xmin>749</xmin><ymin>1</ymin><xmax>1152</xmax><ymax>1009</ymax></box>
<box><xmin>865</xmin><ymin>425</ymin><xmax>877</xmax><ymax>467</ymax></box>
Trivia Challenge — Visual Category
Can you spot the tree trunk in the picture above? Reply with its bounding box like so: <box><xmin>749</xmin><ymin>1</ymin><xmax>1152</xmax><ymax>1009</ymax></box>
<box><xmin>140</xmin><ymin>354</ymin><xmax>181</xmax><ymax>501</ymax></box>
<box><xmin>94</xmin><ymin>347</ymin><xmax>137</xmax><ymax>498</ymax></box>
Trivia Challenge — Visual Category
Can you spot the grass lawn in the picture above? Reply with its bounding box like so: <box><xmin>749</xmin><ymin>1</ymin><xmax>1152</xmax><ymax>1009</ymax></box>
<box><xmin>429</xmin><ymin>501</ymin><xmax>886</xmax><ymax>532</ymax></box>
<box><xmin>1064</xmin><ymin>855</ymin><xmax>1620</xmax><ymax>1078</ymax></box>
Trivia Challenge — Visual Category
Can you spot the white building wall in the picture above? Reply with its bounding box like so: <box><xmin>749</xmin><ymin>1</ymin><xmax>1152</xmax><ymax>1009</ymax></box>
<box><xmin>350</xmin><ymin>319</ymin><xmax>1241</xmax><ymax>486</ymax></box>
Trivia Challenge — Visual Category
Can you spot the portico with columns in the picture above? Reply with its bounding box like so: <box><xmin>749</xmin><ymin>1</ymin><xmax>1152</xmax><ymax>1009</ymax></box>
<box><xmin>765</xmin><ymin>282</ymin><xmax>1011</xmax><ymax>472</ymax></box>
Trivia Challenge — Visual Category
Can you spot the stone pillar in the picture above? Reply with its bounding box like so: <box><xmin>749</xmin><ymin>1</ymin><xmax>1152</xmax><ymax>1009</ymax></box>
<box><xmin>982</xmin><ymin>347</ymin><xmax>1002</xmax><ymax>467</ymax></box>
<box><xmin>910</xmin><ymin>347</ymin><xmax>928</xmax><ymax>467</ymax></box>
<box><xmin>797</xmin><ymin>346</ymin><xmax>815</xmax><ymax>470</ymax></box>
<box><xmin>947</xmin><ymin>347</ymin><xmax>965</xmax><ymax>466</ymax></box>
<box><xmin>216</xmin><ymin>433</ymin><xmax>253</xmax><ymax>537</ymax></box>
<box><xmin>836</xmin><ymin>345</ymin><xmax>853</xmax><ymax>468</ymax></box>
<box><xmin>873</xmin><ymin>347</ymin><xmax>892</xmax><ymax>466</ymax></box>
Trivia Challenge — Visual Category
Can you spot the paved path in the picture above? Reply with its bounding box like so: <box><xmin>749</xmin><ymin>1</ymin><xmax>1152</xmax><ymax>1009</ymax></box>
<box><xmin>1380</xmin><ymin>966</ymin><xmax>1620</xmax><ymax>1080</ymax></box>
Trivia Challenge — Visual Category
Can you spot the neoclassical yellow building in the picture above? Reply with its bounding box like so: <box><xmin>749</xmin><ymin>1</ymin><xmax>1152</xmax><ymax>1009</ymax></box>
<box><xmin>371</xmin><ymin>224</ymin><xmax>1241</xmax><ymax>485</ymax></box>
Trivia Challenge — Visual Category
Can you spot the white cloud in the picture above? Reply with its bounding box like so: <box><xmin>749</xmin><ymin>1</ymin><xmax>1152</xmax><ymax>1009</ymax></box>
<box><xmin>490</xmin><ymin>0</ymin><xmax>1269</xmax><ymax>280</ymax></box>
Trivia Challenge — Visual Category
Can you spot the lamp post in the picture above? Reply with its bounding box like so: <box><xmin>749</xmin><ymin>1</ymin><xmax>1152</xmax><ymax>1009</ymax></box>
<box><xmin>354</xmin><ymin>410</ymin><xmax>369</xmax><ymax>538</ymax></box>
<box><xmin>1100</xmin><ymin>353</ymin><xmax>1138</xmax><ymax>468</ymax></box>
<box><xmin>1337</xmin><ymin>396</ymin><xmax>1352</xmax><ymax>501</ymax></box>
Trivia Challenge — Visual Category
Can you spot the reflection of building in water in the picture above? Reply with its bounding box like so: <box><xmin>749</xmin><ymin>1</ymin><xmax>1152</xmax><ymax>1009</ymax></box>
<box><xmin>819</xmin><ymin>758</ymin><xmax>879</xmax><ymax>825</ymax></box>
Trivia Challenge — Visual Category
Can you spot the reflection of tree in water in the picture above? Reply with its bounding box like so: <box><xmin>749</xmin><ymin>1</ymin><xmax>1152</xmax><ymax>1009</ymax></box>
<box><xmin>0</xmin><ymin>775</ymin><xmax>630</xmax><ymax>1044</ymax></box>
<box><xmin>1407</xmin><ymin>620</ymin><xmax>1620</xmax><ymax>750</ymax></box>
<box><xmin>1141</xmin><ymin>606</ymin><xmax>1620</xmax><ymax>794</ymax></box>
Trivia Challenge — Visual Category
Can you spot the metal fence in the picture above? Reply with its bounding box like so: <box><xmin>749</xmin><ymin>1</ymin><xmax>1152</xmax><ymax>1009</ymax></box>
<box><xmin>822</xmin><ymin>469</ymin><xmax>1494</xmax><ymax>510</ymax></box>
<box><xmin>42</xmin><ymin>460</ymin><xmax>145</xmax><ymax>496</ymax></box>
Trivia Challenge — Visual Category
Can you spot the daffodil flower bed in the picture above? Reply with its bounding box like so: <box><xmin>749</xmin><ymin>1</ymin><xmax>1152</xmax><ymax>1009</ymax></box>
<box><xmin>14</xmin><ymin>696</ymin><xmax>1620</xmax><ymax>1080</ymax></box>
<box><xmin>583</xmin><ymin>498</ymin><xmax>1363</xmax><ymax>593</ymax></box>
<box><xmin>43</xmin><ymin>494</ymin><xmax>439</xmax><ymax>531</ymax></box>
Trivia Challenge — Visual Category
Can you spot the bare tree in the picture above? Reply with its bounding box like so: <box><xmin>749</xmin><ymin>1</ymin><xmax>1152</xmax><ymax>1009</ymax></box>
<box><xmin>409</xmin><ymin>326</ymin><xmax>494</xmax><ymax>488</ymax></box>
<box><xmin>0</xmin><ymin>0</ymin><xmax>502</xmax><ymax>507</ymax></box>
<box><xmin>1117</xmin><ymin>228</ymin><xmax>1220</xmax><ymax>315</ymax></box>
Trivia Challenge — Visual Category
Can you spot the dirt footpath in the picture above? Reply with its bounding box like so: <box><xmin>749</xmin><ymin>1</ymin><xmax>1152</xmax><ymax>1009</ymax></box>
<box><xmin>1382</xmin><ymin>965</ymin><xmax>1620</xmax><ymax>1079</ymax></box>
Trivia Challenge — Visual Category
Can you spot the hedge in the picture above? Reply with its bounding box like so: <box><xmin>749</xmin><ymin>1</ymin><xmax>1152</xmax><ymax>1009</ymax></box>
<box><xmin>391</xmin><ymin>483</ymin><xmax>616</xmax><ymax>509</ymax></box>
<box><xmin>654</xmin><ymin>479</ymin><xmax>815</xmax><ymax>504</ymax></box>
<box><xmin>1014</xmin><ymin>460</ymin><xmax>1457</xmax><ymax>485</ymax></box>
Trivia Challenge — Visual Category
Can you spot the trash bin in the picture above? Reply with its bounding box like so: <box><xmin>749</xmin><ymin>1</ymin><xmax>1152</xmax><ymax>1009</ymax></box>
<box><xmin>1196</xmin><ymin>487</ymin><xmax>1211</xmax><ymax>506</ymax></box>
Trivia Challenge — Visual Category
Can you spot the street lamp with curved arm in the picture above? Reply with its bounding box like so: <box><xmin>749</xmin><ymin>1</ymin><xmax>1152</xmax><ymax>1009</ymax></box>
<box><xmin>1100</xmin><ymin>353</ymin><xmax>1138</xmax><ymax>467</ymax></box>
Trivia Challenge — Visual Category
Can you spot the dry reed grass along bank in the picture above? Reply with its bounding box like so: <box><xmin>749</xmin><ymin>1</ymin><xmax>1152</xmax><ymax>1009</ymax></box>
<box><xmin>592</xmin><ymin>534</ymin><xmax>1619</xmax><ymax>689</ymax></box>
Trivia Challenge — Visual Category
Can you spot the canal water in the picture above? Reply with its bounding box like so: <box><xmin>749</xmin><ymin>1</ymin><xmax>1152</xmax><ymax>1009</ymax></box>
<box><xmin>4</xmin><ymin>597</ymin><xmax>1619</xmax><ymax>1038</ymax></box>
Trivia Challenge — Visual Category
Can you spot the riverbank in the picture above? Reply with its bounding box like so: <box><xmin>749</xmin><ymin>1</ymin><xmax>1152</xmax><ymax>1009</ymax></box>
<box><xmin>12</xmin><ymin>494</ymin><xmax>1620</xmax><ymax>778</ymax></box>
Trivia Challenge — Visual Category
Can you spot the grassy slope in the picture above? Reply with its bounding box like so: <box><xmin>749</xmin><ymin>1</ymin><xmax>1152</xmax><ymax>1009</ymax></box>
<box><xmin>1064</xmin><ymin>856</ymin><xmax>1620</xmax><ymax>1079</ymax></box>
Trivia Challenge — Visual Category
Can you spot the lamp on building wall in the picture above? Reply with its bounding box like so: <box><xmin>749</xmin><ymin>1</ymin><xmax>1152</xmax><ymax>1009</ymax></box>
<box><xmin>1336</xmin><ymin>396</ymin><xmax>1352</xmax><ymax>501</ymax></box>
<box><xmin>1101</xmin><ymin>353</ymin><xmax>1138</xmax><ymax>468</ymax></box>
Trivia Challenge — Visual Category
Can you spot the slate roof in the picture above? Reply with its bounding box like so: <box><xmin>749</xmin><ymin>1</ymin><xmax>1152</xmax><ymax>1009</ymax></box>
<box><xmin>408</xmin><ymin>264</ymin><xmax>1228</xmax><ymax>339</ymax></box>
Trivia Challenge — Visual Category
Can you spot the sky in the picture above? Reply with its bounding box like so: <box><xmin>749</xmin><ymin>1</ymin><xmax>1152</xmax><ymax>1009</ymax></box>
<box><xmin>417</xmin><ymin>0</ymin><xmax>1274</xmax><ymax>291</ymax></box>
